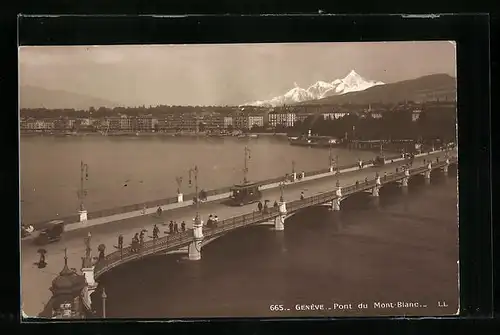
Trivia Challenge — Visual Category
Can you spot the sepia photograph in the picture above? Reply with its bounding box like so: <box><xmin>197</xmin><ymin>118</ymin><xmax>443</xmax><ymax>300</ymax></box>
<box><xmin>19</xmin><ymin>41</ymin><xmax>458</xmax><ymax>319</ymax></box>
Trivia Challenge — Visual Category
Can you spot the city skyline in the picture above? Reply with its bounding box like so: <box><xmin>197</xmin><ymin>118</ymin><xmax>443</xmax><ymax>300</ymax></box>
<box><xmin>19</xmin><ymin>42</ymin><xmax>456</xmax><ymax>107</ymax></box>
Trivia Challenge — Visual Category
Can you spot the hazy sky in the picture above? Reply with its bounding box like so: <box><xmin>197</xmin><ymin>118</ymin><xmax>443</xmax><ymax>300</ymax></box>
<box><xmin>19</xmin><ymin>41</ymin><xmax>456</xmax><ymax>106</ymax></box>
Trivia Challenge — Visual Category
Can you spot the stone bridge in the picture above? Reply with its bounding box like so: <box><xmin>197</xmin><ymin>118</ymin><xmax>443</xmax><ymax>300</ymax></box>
<box><xmin>90</xmin><ymin>156</ymin><xmax>457</xmax><ymax>281</ymax></box>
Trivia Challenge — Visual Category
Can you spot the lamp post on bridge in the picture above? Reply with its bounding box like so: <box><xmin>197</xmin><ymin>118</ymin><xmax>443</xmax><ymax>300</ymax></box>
<box><xmin>101</xmin><ymin>287</ymin><xmax>107</xmax><ymax>318</ymax></box>
<box><xmin>188</xmin><ymin>165</ymin><xmax>204</xmax><ymax>261</ymax></box>
<box><xmin>328</xmin><ymin>140</ymin><xmax>339</xmax><ymax>172</ymax></box>
<box><xmin>243</xmin><ymin>146</ymin><xmax>251</xmax><ymax>184</ymax></box>
<box><xmin>279</xmin><ymin>177</ymin><xmax>285</xmax><ymax>202</ymax></box>
<box><xmin>77</xmin><ymin>161</ymin><xmax>89</xmax><ymax>222</ymax></box>
<box><xmin>175</xmin><ymin>176</ymin><xmax>183</xmax><ymax>203</ymax></box>
<box><xmin>188</xmin><ymin>165</ymin><xmax>200</xmax><ymax>223</ymax></box>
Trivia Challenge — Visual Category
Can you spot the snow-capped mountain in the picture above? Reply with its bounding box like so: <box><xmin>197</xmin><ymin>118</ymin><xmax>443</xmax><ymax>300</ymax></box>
<box><xmin>245</xmin><ymin>70</ymin><xmax>384</xmax><ymax>107</ymax></box>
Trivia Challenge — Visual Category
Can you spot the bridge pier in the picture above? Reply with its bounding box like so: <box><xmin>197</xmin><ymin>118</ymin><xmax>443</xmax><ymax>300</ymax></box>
<box><xmin>331</xmin><ymin>185</ymin><xmax>342</xmax><ymax>211</ymax></box>
<box><xmin>371</xmin><ymin>176</ymin><xmax>381</xmax><ymax>197</ymax></box>
<box><xmin>331</xmin><ymin>198</ymin><xmax>341</xmax><ymax>211</ymax></box>
<box><xmin>424</xmin><ymin>162</ymin><xmax>432</xmax><ymax>185</ymax></box>
<box><xmin>443</xmin><ymin>158</ymin><xmax>450</xmax><ymax>176</ymax></box>
<box><xmin>188</xmin><ymin>216</ymin><xmax>204</xmax><ymax>261</ymax></box>
<box><xmin>274</xmin><ymin>201</ymin><xmax>287</xmax><ymax>231</ymax></box>
<box><xmin>400</xmin><ymin>168</ymin><xmax>410</xmax><ymax>188</ymax></box>
<box><xmin>401</xmin><ymin>177</ymin><xmax>408</xmax><ymax>188</ymax></box>
<box><xmin>177</xmin><ymin>192</ymin><xmax>183</xmax><ymax>203</ymax></box>
<box><xmin>79</xmin><ymin>209</ymin><xmax>88</xmax><ymax>223</ymax></box>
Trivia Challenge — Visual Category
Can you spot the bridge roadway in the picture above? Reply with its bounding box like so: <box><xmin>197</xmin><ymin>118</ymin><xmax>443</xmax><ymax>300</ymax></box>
<box><xmin>21</xmin><ymin>150</ymin><xmax>453</xmax><ymax>317</ymax></box>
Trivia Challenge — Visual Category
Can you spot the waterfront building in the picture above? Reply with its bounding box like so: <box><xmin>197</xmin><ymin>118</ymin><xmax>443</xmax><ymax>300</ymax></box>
<box><xmin>296</xmin><ymin>111</ymin><xmax>315</xmax><ymax>122</ymax></box>
<box><xmin>322</xmin><ymin>111</ymin><xmax>348</xmax><ymax>120</ymax></box>
<box><xmin>20</xmin><ymin>118</ymin><xmax>27</xmax><ymax>130</ymax></box>
<box><xmin>32</xmin><ymin>119</ymin><xmax>54</xmax><ymax>131</ymax></box>
<box><xmin>27</xmin><ymin>119</ymin><xmax>37</xmax><ymax>130</ymax></box>
<box><xmin>137</xmin><ymin>114</ymin><xmax>153</xmax><ymax>132</ymax></box>
<box><xmin>155</xmin><ymin>118</ymin><xmax>168</xmax><ymax>132</ymax></box>
<box><xmin>120</xmin><ymin>115</ymin><xmax>131</xmax><ymax>131</ymax></box>
<box><xmin>234</xmin><ymin>113</ymin><xmax>249</xmax><ymax>130</ymax></box>
<box><xmin>79</xmin><ymin>118</ymin><xmax>92</xmax><ymax>127</ymax></box>
<box><xmin>66</xmin><ymin>119</ymin><xmax>76</xmax><ymax>130</ymax></box>
<box><xmin>164</xmin><ymin>113</ymin><xmax>178</xmax><ymax>131</ymax></box>
<box><xmin>268</xmin><ymin>112</ymin><xmax>297</xmax><ymax>128</ymax></box>
<box><xmin>204</xmin><ymin>112</ymin><xmax>224</xmax><ymax>131</ymax></box>
<box><xmin>168</xmin><ymin>113</ymin><xmax>198</xmax><ymax>132</ymax></box>
<box><xmin>248</xmin><ymin>115</ymin><xmax>264</xmax><ymax>128</ymax></box>
<box><xmin>107</xmin><ymin>116</ymin><xmax>122</xmax><ymax>131</ymax></box>
<box><xmin>223</xmin><ymin>116</ymin><xmax>234</xmax><ymax>129</ymax></box>
<box><xmin>53</xmin><ymin>118</ymin><xmax>66</xmax><ymax>130</ymax></box>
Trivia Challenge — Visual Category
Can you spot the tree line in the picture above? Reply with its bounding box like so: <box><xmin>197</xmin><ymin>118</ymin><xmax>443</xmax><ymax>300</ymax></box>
<box><xmin>19</xmin><ymin>105</ymin><xmax>268</xmax><ymax>119</ymax></box>
<box><xmin>280</xmin><ymin>106</ymin><xmax>456</xmax><ymax>142</ymax></box>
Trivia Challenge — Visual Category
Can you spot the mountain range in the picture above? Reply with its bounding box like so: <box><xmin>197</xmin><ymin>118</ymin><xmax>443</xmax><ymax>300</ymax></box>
<box><xmin>20</xmin><ymin>85</ymin><xmax>119</xmax><ymax>110</ymax></box>
<box><xmin>298</xmin><ymin>73</ymin><xmax>456</xmax><ymax>105</ymax></box>
<box><xmin>245</xmin><ymin>70</ymin><xmax>385</xmax><ymax>107</ymax></box>
<box><xmin>20</xmin><ymin>72</ymin><xmax>456</xmax><ymax>110</ymax></box>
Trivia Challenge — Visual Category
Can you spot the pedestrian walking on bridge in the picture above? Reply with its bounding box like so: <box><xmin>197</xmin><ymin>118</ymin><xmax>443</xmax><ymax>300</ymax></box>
<box><xmin>257</xmin><ymin>201</ymin><xmax>263</xmax><ymax>212</ymax></box>
<box><xmin>118</xmin><ymin>234</ymin><xmax>123</xmax><ymax>250</ymax></box>
<box><xmin>139</xmin><ymin>231</ymin><xmax>145</xmax><ymax>247</ymax></box>
<box><xmin>131</xmin><ymin>233</ymin><xmax>139</xmax><ymax>252</ymax></box>
<box><xmin>157</xmin><ymin>206</ymin><xmax>163</xmax><ymax>217</ymax></box>
<box><xmin>153</xmin><ymin>224</ymin><xmax>159</xmax><ymax>239</ymax></box>
<box><xmin>181</xmin><ymin>221</ymin><xmax>186</xmax><ymax>232</ymax></box>
<box><xmin>174</xmin><ymin>222</ymin><xmax>179</xmax><ymax>233</ymax></box>
<box><xmin>169</xmin><ymin>221</ymin><xmax>174</xmax><ymax>234</ymax></box>
<box><xmin>300</xmin><ymin>191</ymin><xmax>305</xmax><ymax>200</ymax></box>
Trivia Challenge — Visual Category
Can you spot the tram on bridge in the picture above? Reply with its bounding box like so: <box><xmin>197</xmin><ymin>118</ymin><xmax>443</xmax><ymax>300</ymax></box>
<box><xmin>227</xmin><ymin>182</ymin><xmax>262</xmax><ymax>206</ymax></box>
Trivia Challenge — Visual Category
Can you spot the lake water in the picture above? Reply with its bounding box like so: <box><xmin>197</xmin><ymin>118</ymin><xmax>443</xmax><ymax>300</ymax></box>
<box><xmin>20</xmin><ymin>136</ymin><xmax>378</xmax><ymax>224</ymax></box>
<box><xmin>92</xmin><ymin>168</ymin><xmax>459</xmax><ymax>318</ymax></box>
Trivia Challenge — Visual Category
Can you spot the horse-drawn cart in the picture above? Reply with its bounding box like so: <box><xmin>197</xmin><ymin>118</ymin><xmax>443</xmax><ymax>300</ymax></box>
<box><xmin>34</xmin><ymin>220</ymin><xmax>65</xmax><ymax>245</ymax></box>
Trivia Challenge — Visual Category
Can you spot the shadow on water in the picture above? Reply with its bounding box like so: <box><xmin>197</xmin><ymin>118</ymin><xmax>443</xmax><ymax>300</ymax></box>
<box><xmin>95</xmin><ymin>168</ymin><xmax>458</xmax><ymax>318</ymax></box>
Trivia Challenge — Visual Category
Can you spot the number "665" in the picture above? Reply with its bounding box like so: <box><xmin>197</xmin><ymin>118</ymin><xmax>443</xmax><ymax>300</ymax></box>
<box><xmin>269</xmin><ymin>304</ymin><xmax>284</xmax><ymax>311</ymax></box>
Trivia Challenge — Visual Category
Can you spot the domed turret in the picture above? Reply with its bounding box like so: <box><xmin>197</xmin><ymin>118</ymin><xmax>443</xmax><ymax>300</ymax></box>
<box><xmin>50</xmin><ymin>249</ymin><xmax>86</xmax><ymax>301</ymax></box>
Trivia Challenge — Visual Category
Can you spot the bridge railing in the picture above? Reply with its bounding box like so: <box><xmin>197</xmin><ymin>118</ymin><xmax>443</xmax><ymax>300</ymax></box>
<box><xmin>94</xmin><ymin>157</ymin><xmax>456</xmax><ymax>277</ymax></box>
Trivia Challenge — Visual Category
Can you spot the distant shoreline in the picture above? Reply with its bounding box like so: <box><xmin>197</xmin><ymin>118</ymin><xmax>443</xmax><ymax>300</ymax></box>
<box><xmin>20</xmin><ymin>132</ymin><xmax>289</xmax><ymax>138</ymax></box>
